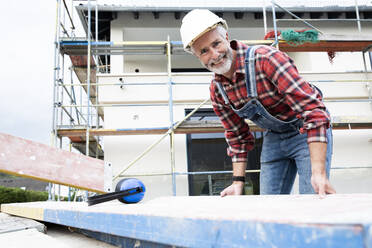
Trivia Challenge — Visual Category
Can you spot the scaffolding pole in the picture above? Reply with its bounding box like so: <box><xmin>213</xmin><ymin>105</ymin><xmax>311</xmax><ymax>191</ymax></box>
<box><xmin>60</xmin><ymin>55</ymin><xmax>65</xmax><ymax>127</ymax></box>
<box><xmin>270</xmin><ymin>1</ymin><xmax>279</xmax><ymax>48</ymax></box>
<box><xmin>363</xmin><ymin>52</ymin><xmax>372</xmax><ymax>111</ymax></box>
<box><xmin>355</xmin><ymin>0</ymin><xmax>362</xmax><ymax>33</ymax></box>
<box><xmin>167</xmin><ymin>36</ymin><xmax>176</xmax><ymax>196</ymax></box>
<box><xmin>86</xmin><ymin>0</ymin><xmax>92</xmax><ymax>158</ymax></box>
<box><xmin>271</xmin><ymin>1</ymin><xmax>323</xmax><ymax>34</ymax></box>
<box><xmin>95</xmin><ymin>1</ymin><xmax>100</xmax><ymax>159</ymax></box>
<box><xmin>262</xmin><ymin>0</ymin><xmax>267</xmax><ymax>35</ymax></box>
<box><xmin>50</xmin><ymin>0</ymin><xmax>63</xmax><ymax>201</ymax></box>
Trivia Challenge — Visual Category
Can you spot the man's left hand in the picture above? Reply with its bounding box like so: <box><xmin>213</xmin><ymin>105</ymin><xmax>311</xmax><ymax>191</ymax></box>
<box><xmin>311</xmin><ymin>173</ymin><xmax>336</xmax><ymax>198</ymax></box>
<box><xmin>308</xmin><ymin>142</ymin><xmax>336</xmax><ymax>198</ymax></box>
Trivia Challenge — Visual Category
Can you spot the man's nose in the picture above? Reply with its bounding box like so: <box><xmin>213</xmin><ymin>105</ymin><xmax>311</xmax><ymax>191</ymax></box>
<box><xmin>210</xmin><ymin>48</ymin><xmax>220</xmax><ymax>60</ymax></box>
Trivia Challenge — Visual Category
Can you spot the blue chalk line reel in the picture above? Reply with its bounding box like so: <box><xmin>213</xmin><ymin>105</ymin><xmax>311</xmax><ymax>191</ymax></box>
<box><xmin>88</xmin><ymin>178</ymin><xmax>146</xmax><ymax>206</ymax></box>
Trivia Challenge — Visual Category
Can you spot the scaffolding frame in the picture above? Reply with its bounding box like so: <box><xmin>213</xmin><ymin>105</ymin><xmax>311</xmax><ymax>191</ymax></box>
<box><xmin>52</xmin><ymin>0</ymin><xmax>372</xmax><ymax>199</ymax></box>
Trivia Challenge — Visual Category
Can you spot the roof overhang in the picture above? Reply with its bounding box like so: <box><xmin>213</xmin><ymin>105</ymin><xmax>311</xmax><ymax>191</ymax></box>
<box><xmin>74</xmin><ymin>0</ymin><xmax>372</xmax><ymax>40</ymax></box>
<box><xmin>74</xmin><ymin>0</ymin><xmax>372</xmax><ymax>13</ymax></box>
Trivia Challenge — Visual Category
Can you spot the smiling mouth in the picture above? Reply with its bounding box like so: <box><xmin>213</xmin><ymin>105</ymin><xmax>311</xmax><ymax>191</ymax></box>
<box><xmin>211</xmin><ymin>55</ymin><xmax>226</xmax><ymax>67</ymax></box>
<box><xmin>213</xmin><ymin>59</ymin><xmax>224</xmax><ymax>66</ymax></box>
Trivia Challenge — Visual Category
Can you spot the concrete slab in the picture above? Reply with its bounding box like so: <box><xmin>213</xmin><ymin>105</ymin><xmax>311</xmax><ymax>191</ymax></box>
<box><xmin>0</xmin><ymin>213</ymin><xmax>117</xmax><ymax>247</ymax></box>
<box><xmin>2</xmin><ymin>194</ymin><xmax>372</xmax><ymax>248</ymax></box>
<box><xmin>0</xmin><ymin>229</ymin><xmax>70</xmax><ymax>248</ymax></box>
<box><xmin>46</xmin><ymin>224</ymin><xmax>117</xmax><ymax>248</ymax></box>
<box><xmin>0</xmin><ymin>226</ymin><xmax>117</xmax><ymax>248</ymax></box>
<box><xmin>0</xmin><ymin>212</ymin><xmax>45</xmax><ymax>234</ymax></box>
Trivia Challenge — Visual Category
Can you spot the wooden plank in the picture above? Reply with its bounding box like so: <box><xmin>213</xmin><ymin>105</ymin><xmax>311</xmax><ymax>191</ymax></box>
<box><xmin>73</xmin><ymin>67</ymin><xmax>97</xmax><ymax>88</ymax></box>
<box><xmin>100</xmin><ymin>95</ymin><xmax>372</xmax><ymax>105</ymax></box>
<box><xmin>279</xmin><ymin>40</ymin><xmax>372</xmax><ymax>52</ymax></box>
<box><xmin>71</xmin><ymin>141</ymin><xmax>104</xmax><ymax>160</ymax></box>
<box><xmin>69</xmin><ymin>55</ymin><xmax>96</xmax><ymax>67</ymax></box>
<box><xmin>69</xmin><ymin>56</ymin><xmax>105</xmax><ymax>120</ymax></box>
<box><xmin>57</xmin><ymin>115</ymin><xmax>372</xmax><ymax>137</ymax></box>
<box><xmin>61</xmin><ymin>38</ymin><xmax>372</xmax><ymax>54</ymax></box>
<box><xmin>320</xmin><ymin>33</ymin><xmax>372</xmax><ymax>41</ymax></box>
<box><xmin>57</xmin><ymin>126</ymin><xmax>239</xmax><ymax>136</ymax></box>
<box><xmin>0</xmin><ymin>132</ymin><xmax>108</xmax><ymax>193</ymax></box>
<box><xmin>58</xmin><ymin>124</ymin><xmax>372</xmax><ymax>137</ymax></box>
<box><xmin>2</xmin><ymin>194</ymin><xmax>372</xmax><ymax>247</ymax></box>
<box><xmin>100</xmin><ymin>99</ymin><xmax>210</xmax><ymax>105</ymax></box>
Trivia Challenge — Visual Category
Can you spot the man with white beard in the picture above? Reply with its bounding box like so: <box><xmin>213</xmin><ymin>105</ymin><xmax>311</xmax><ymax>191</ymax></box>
<box><xmin>180</xmin><ymin>9</ymin><xmax>336</xmax><ymax>198</ymax></box>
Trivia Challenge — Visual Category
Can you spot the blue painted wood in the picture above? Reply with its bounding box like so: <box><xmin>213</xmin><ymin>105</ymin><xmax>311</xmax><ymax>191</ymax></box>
<box><xmin>44</xmin><ymin>209</ymin><xmax>365</xmax><ymax>248</ymax></box>
<box><xmin>366</xmin><ymin>224</ymin><xmax>372</xmax><ymax>248</ymax></box>
<box><xmin>77</xmin><ymin>228</ymin><xmax>172</xmax><ymax>248</ymax></box>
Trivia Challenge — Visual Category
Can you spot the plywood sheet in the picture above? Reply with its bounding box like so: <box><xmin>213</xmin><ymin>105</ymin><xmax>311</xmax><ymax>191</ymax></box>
<box><xmin>0</xmin><ymin>132</ymin><xmax>107</xmax><ymax>193</ymax></box>
<box><xmin>2</xmin><ymin>194</ymin><xmax>372</xmax><ymax>247</ymax></box>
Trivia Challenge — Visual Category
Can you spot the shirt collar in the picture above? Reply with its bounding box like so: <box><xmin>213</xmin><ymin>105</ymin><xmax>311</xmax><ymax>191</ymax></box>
<box><xmin>231</xmin><ymin>40</ymin><xmax>248</xmax><ymax>74</ymax></box>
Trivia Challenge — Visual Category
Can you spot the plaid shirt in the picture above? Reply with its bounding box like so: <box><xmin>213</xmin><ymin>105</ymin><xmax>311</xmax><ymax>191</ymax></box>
<box><xmin>210</xmin><ymin>40</ymin><xmax>330</xmax><ymax>163</ymax></box>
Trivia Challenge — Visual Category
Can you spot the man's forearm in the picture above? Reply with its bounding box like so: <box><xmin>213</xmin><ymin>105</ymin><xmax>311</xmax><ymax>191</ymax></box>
<box><xmin>308</xmin><ymin>141</ymin><xmax>336</xmax><ymax>196</ymax></box>
<box><xmin>308</xmin><ymin>142</ymin><xmax>327</xmax><ymax>175</ymax></box>
<box><xmin>232</xmin><ymin>162</ymin><xmax>247</xmax><ymax>177</ymax></box>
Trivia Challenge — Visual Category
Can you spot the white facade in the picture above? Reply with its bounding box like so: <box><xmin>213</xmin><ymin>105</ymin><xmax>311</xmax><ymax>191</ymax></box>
<box><xmin>98</xmin><ymin>10</ymin><xmax>372</xmax><ymax>200</ymax></box>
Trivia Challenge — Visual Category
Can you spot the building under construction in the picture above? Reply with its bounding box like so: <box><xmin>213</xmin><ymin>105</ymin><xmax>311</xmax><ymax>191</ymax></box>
<box><xmin>52</xmin><ymin>0</ymin><xmax>372</xmax><ymax>198</ymax></box>
<box><xmin>1</xmin><ymin>1</ymin><xmax>372</xmax><ymax>247</ymax></box>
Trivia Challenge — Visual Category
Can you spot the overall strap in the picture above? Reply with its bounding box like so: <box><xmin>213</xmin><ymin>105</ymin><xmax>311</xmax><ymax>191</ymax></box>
<box><xmin>215</xmin><ymin>82</ymin><xmax>230</xmax><ymax>105</ymax></box>
<box><xmin>244</xmin><ymin>46</ymin><xmax>259</xmax><ymax>98</ymax></box>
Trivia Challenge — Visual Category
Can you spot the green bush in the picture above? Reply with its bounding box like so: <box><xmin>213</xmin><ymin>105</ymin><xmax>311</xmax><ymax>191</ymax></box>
<box><xmin>0</xmin><ymin>186</ymin><xmax>49</xmax><ymax>204</ymax></box>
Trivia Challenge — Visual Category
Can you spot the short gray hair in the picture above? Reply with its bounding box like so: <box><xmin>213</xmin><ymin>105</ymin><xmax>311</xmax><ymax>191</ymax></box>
<box><xmin>190</xmin><ymin>24</ymin><xmax>228</xmax><ymax>55</ymax></box>
<box><xmin>215</xmin><ymin>24</ymin><xmax>227</xmax><ymax>39</ymax></box>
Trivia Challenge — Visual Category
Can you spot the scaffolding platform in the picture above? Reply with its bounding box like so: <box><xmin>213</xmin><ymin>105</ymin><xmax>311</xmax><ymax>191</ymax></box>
<box><xmin>61</xmin><ymin>126</ymin><xmax>104</xmax><ymax>159</ymax></box>
<box><xmin>69</xmin><ymin>55</ymin><xmax>104</xmax><ymax>120</ymax></box>
<box><xmin>60</xmin><ymin>40</ymin><xmax>274</xmax><ymax>56</ymax></box>
<box><xmin>57</xmin><ymin>115</ymin><xmax>372</xmax><ymax>139</ymax></box>
<box><xmin>59</xmin><ymin>35</ymin><xmax>372</xmax><ymax>56</ymax></box>
<box><xmin>1</xmin><ymin>194</ymin><xmax>372</xmax><ymax>247</ymax></box>
<box><xmin>69</xmin><ymin>135</ymin><xmax>104</xmax><ymax>160</ymax></box>
<box><xmin>278</xmin><ymin>33</ymin><xmax>372</xmax><ymax>52</ymax></box>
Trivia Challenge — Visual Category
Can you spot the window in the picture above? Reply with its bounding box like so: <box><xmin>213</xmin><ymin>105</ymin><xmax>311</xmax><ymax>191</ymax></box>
<box><xmin>185</xmin><ymin>108</ymin><xmax>263</xmax><ymax>196</ymax></box>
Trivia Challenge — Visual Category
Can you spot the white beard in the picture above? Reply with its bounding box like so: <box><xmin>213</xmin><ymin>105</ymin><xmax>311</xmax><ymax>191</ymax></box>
<box><xmin>210</xmin><ymin>57</ymin><xmax>232</xmax><ymax>75</ymax></box>
<box><xmin>205</xmin><ymin>47</ymin><xmax>233</xmax><ymax>75</ymax></box>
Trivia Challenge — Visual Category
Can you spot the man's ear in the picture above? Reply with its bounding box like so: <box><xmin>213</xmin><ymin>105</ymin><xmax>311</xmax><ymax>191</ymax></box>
<box><xmin>190</xmin><ymin>47</ymin><xmax>198</xmax><ymax>57</ymax></box>
<box><xmin>226</xmin><ymin>33</ymin><xmax>229</xmax><ymax>41</ymax></box>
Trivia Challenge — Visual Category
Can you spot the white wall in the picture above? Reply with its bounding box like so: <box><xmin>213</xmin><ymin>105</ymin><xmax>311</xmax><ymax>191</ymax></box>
<box><xmin>99</xmin><ymin>73</ymin><xmax>212</xmax><ymax>200</ymax></box>
<box><xmin>101</xmin><ymin>11</ymin><xmax>372</xmax><ymax>199</ymax></box>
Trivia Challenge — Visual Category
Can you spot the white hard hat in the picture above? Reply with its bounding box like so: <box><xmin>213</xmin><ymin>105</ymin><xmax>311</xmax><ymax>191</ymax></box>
<box><xmin>180</xmin><ymin>9</ymin><xmax>228</xmax><ymax>53</ymax></box>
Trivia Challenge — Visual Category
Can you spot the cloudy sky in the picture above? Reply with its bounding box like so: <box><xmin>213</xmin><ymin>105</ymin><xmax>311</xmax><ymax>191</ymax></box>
<box><xmin>0</xmin><ymin>1</ymin><xmax>82</xmax><ymax>145</ymax></box>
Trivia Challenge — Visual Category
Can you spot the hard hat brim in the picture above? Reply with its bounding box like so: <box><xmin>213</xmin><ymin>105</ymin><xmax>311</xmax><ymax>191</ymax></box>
<box><xmin>185</xmin><ymin>22</ymin><xmax>227</xmax><ymax>53</ymax></box>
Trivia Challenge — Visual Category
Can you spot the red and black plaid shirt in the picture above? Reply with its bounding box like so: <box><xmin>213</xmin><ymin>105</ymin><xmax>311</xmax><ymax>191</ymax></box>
<box><xmin>210</xmin><ymin>40</ymin><xmax>330</xmax><ymax>163</ymax></box>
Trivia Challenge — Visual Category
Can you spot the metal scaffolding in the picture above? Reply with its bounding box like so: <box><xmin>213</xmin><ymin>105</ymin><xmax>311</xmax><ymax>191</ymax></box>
<box><xmin>52</xmin><ymin>0</ymin><xmax>372</xmax><ymax>199</ymax></box>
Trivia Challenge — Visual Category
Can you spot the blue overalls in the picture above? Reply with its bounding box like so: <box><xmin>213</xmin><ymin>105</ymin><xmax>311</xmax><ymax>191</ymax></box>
<box><xmin>216</xmin><ymin>46</ymin><xmax>332</xmax><ymax>194</ymax></box>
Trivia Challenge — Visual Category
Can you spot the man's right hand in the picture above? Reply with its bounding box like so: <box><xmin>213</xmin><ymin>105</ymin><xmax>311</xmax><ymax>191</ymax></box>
<box><xmin>220</xmin><ymin>181</ymin><xmax>244</xmax><ymax>197</ymax></box>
